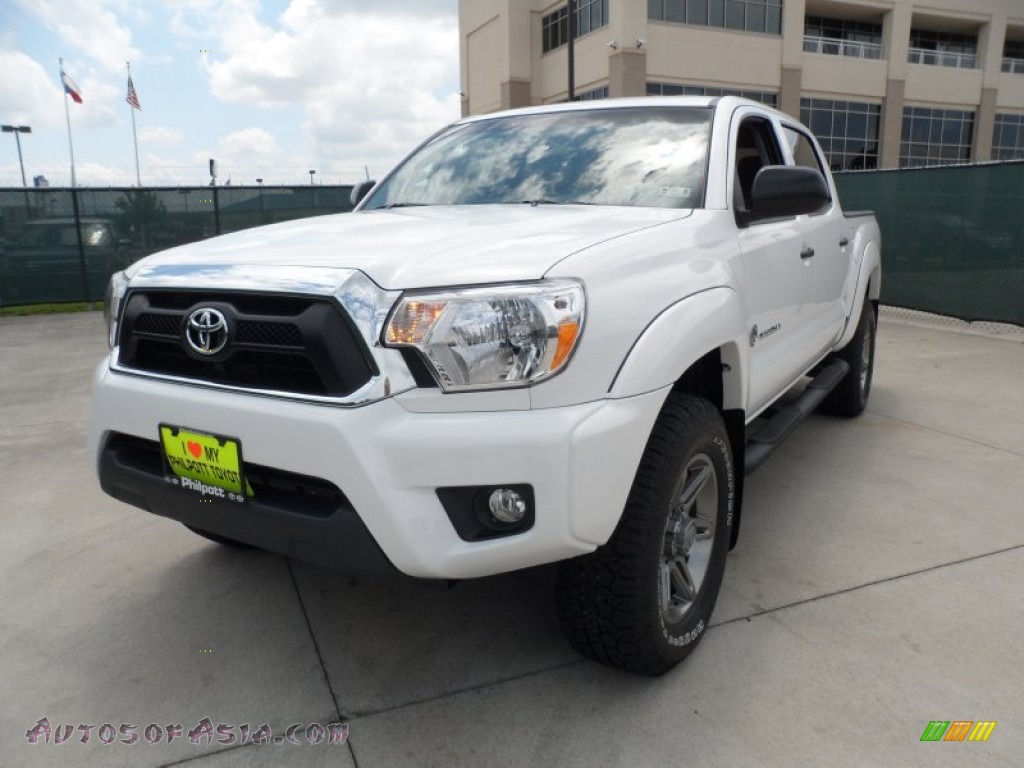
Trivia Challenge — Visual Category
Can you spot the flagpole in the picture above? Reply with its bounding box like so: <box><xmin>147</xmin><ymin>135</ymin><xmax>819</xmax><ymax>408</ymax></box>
<box><xmin>60</xmin><ymin>58</ymin><xmax>77</xmax><ymax>188</ymax></box>
<box><xmin>127</xmin><ymin>61</ymin><xmax>141</xmax><ymax>186</ymax></box>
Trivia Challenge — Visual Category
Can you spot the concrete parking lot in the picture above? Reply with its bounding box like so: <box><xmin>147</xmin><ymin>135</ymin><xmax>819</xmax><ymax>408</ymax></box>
<box><xmin>2</xmin><ymin>309</ymin><xmax>1022</xmax><ymax>767</ymax></box>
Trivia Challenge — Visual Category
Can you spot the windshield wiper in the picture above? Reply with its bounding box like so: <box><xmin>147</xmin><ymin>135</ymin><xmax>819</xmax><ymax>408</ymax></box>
<box><xmin>521</xmin><ymin>199</ymin><xmax>597</xmax><ymax>206</ymax></box>
<box><xmin>379</xmin><ymin>202</ymin><xmax>430</xmax><ymax>209</ymax></box>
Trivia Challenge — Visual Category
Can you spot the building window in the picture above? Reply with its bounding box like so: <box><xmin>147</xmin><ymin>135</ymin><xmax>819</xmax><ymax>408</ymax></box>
<box><xmin>577</xmin><ymin>86</ymin><xmax>609</xmax><ymax>100</ymax></box>
<box><xmin>800</xmin><ymin>98</ymin><xmax>880</xmax><ymax>171</ymax></box>
<box><xmin>782</xmin><ymin>126</ymin><xmax>829</xmax><ymax>182</ymax></box>
<box><xmin>1003</xmin><ymin>40</ymin><xmax>1024</xmax><ymax>74</ymax></box>
<box><xmin>907</xmin><ymin>29</ymin><xmax>977</xmax><ymax>69</ymax></box>
<box><xmin>542</xmin><ymin>0</ymin><xmax>609</xmax><ymax>54</ymax></box>
<box><xmin>647</xmin><ymin>82</ymin><xmax>778</xmax><ymax>107</ymax></box>
<box><xmin>900</xmin><ymin>106</ymin><xmax>974</xmax><ymax>168</ymax></box>
<box><xmin>576</xmin><ymin>0</ymin><xmax>608</xmax><ymax>36</ymax></box>
<box><xmin>992</xmin><ymin>113</ymin><xmax>1024</xmax><ymax>160</ymax></box>
<box><xmin>803</xmin><ymin>15</ymin><xmax>883</xmax><ymax>60</ymax></box>
<box><xmin>648</xmin><ymin>0</ymin><xmax>783</xmax><ymax>36</ymax></box>
<box><xmin>542</xmin><ymin>6</ymin><xmax>568</xmax><ymax>53</ymax></box>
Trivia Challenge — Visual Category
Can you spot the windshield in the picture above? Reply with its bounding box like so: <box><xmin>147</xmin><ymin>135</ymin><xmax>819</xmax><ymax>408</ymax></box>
<box><xmin>364</xmin><ymin>107</ymin><xmax>712</xmax><ymax>210</ymax></box>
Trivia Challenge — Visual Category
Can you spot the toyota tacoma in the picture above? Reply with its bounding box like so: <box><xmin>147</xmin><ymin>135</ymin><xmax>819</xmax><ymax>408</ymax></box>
<box><xmin>90</xmin><ymin>97</ymin><xmax>881</xmax><ymax>675</ymax></box>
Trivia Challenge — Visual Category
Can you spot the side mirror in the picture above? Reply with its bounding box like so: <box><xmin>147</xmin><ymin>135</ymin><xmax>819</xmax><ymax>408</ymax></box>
<box><xmin>350</xmin><ymin>180</ymin><xmax>376</xmax><ymax>208</ymax></box>
<box><xmin>750</xmin><ymin>166</ymin><xmax>830</xmax><ymax>219</ymax></box>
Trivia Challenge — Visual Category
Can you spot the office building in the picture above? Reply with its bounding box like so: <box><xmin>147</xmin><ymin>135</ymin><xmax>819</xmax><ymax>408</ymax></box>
<box><xmin>458</xmin><ymin>0</ymin><xmax>1024</xmax><ymax>167</ymax></box>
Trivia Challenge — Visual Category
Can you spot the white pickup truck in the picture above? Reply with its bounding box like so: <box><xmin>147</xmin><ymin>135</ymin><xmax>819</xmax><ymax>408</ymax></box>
<box><xmin>90</xmin><ymin>97</ymin><xmax>881</xmax><ymax>675</ymax></box>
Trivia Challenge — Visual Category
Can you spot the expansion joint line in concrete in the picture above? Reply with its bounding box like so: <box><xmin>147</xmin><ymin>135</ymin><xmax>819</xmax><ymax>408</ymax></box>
<box><xmin>710</xmin><ymin>543</ymin><xmax>1024</xmax><ymax>631</ymax></box>
<box><xmin>867</xmin><ymin>409</ymin><xmax>1024</xmax><ymax>460</ymax></box>
<box><xmin>351</xmin><ymin>659</ymin><xmax>586</xmax><ymax>721</ymax></box>
<box><xmin>285</xmin><ymin>559</ymin><xmax>361</xmax><ymax>767</ymax></box>
<box><xmin>157</xmin><ymin>560</ymin><xmax>357</xmax><ymax>767</ymax></box>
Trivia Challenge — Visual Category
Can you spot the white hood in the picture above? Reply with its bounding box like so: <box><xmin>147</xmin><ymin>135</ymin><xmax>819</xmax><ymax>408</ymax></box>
<box><xmin>132</xmin><ymin>205</ymin><xmax>691</xmax><ymax>289</ymax></box>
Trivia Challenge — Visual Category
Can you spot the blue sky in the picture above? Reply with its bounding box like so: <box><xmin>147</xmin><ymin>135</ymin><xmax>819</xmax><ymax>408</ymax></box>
<box><xmin>0</xmin><ymin>0</ymin><xmax>461</xmax><ymax>187</ymax></box>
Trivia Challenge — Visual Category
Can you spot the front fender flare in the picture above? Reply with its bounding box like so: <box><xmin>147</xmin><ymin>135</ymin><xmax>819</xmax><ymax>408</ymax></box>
<box><xmin>608</xmin><ymin>287</ymin><xmax>747</xmax><ymax>408</ymax></box>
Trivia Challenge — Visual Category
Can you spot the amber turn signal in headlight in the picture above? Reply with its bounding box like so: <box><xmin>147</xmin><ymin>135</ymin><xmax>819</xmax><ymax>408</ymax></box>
<box><xmin>383</xmin><ymin>280</ymin><xmax>585</xmax><ymax>391</ymax></box>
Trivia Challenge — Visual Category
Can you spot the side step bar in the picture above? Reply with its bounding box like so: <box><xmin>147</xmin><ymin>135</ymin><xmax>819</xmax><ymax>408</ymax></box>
<box><xmin>744</xmin><ymin>359</ymin><xmax>850</xmax><ymax>476</ymax></box>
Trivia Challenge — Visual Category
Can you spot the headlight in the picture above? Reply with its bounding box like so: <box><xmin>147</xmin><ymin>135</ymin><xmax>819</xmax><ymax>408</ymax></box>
<box><xmin>104</xmin><ymin>271</ymin><xmax>130</xmax><ymax>349</ymax></box>
<box><xmin>384</xmin><ymin>280</ymin><xmax>585</xmax><ymax>391</ymax></box>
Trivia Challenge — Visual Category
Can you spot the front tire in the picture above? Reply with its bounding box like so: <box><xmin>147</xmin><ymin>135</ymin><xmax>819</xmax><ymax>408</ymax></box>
<box><xmin>555</xmin><ymin>394</ymin><xmax>734</xmax><ymax>676</ymax></box>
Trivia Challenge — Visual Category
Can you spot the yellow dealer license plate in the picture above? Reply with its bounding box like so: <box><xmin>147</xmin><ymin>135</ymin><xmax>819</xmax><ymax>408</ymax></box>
<box><xmin>159</xmin><ymin>424</ymin><xmax>252</xmax><ymax>503</ymax></box>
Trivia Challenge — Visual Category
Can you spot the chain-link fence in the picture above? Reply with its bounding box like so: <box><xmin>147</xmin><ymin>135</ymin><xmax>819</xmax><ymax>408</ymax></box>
<box><xmin>0</xmin><ymin>185</ymin><xmax>352</xmax><ymax>307</ymax></box>
<box><xmin>834</xmin><ymin>161</ymin><xmax>1024</xmax><ymax>327</ymax></box>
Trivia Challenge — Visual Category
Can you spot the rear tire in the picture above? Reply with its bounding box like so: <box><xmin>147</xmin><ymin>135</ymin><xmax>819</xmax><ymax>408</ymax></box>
<box><xmin>185</xmin><ymin>525</ymin><xmax>252</xmax><ymax>549</ymax></box>
<box><xmin>555</xmin><ymin>394</ymin><xmax>734</xmax><ymax>676</ymax></box>
<box><xmin>820</xmin><ymin>299</ymin><xmax>876</xmax><ymax>417</ymax></box>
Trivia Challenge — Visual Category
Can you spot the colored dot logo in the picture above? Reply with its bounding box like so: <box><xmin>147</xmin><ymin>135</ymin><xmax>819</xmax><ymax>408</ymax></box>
<box><xmin>200</xmin><ymin>649</ymin><xmax>213</xmax><ymax>653</ymax></box>
<box><xmin>200</xmin><ymin>49</ymin><xmax>213</xmax><ymax>53</ymax></box>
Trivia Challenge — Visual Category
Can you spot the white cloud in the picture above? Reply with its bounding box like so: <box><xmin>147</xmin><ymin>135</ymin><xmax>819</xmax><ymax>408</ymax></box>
<box><xmin>139</xmin><ymin>126</ymin><xmax>185</xmax><ymax>145</ymax></box>
<box><xmin>71</xmin><ymin>160</ymin><xmax>138</xmax><ymax>185</ymax></box>
<box><xmin>218</xmin><ymin>127</ymin><xmax>277</xmax><ymax>156</ymax></box>
<box><xmin>68</xmin><ymin>75</ymin><xmax>121</xmax><ymax>129</ymax></box>
<box><xmin>142</xmin><ymin>153</ymin><xmax>213</xmax><ymax>186</ymax></box>
<box><xmin>185</xmin><ymin>0</ymin><xmax>461</xmax><ymax>174</ymax></box>
<box><xmin>5</xmin><ymin>1</ymin><xmax>136</xmax><ymax>136</ymax></box>
<box><xmin>316</xmin><ymin>0</ymin><xmax>455</xmax><ymax>16</ymax></box>
<box><xmin>17</xmin><ymin>0</ymin><xmax>140</xmax><ymax>73</ymax></box>
<box><xmin>3</xmin><ymin>159</ymin><xmax>138</xmax><ymax>187</ymax></box>
<box><xmin>0</xmin><ymin>51</ymin><xmax>66</xmax><ymax>130</ymax></box>
<box><xmin>2</xmin><ymin>0</ymin><xmax>462</xmax><ymax>187</ymax></box>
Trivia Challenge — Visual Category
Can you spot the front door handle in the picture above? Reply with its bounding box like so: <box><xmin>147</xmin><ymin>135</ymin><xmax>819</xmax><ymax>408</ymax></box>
<box><xmin>800</xmin><ymin>247</ymin><xmax>815</xmax><ymax>259</ymax></box>
<box><xmin>839</xmin><ymin>237</ymin><xmax>850</xmax><ymax>247</ymax></box>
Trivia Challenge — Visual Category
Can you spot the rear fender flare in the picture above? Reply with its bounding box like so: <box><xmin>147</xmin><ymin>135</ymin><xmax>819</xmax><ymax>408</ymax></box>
<box><xmin>837</xmin><ymin>237</ymin><xmax>882</xmax><ymax>349</ymax></box>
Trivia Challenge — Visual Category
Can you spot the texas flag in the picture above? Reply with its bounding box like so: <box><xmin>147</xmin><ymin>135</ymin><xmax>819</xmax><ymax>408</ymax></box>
<box><xmin>61</xmin><ymin>69</ymin><xmax>83</xmax><ymax>103</ymax></box>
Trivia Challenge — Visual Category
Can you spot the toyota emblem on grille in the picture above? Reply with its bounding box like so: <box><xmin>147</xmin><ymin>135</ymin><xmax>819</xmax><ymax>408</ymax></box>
<box><xmin>185</xmin><ymin>308</ymin><xmax>229</xmax><ymax>355</ymax></box>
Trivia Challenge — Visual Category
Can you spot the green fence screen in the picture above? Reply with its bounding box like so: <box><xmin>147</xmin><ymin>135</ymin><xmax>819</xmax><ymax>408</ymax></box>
<box><xmin>2</xmin><ymin>165</ymin><xmax>1022</xmax><ymax>325</ymax></box>
<box><xmin>0</xmin><ymin>185</ymin><xmax>352</xmax><ymax>307</ymax></box>
<box><xmin>835</xmin><ymin>161</ymin><xmax>1024</xmax><ymax>326</ymax></box>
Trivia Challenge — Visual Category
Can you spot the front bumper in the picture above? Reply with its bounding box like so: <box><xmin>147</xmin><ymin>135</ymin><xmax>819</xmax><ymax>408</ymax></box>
<box><xmin>89</xmin><ymin>362</ymin><xmax>668</xmax><ymax>580</ymax></box>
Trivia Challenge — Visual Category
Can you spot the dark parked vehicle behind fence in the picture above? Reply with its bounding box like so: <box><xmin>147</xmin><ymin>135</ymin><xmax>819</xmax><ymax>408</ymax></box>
<box><xmin>2</xmin><ymin>218</ymin><xmax>131</xmax><ymax>304</ymax></box>
<box><xmin>0</xmin><ymin>185</ymin><xmax>353</xmax><ymax>306</ymax></box>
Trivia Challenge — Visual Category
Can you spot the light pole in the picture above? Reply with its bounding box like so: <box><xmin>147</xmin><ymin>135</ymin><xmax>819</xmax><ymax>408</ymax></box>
<box><xmin>2</xmin><ymin>125</ymin><xmax>31</xmax><ymax>187</ymax></box>
<box><xmin>567</xmin><ymin>0</ymin><xmax>577</xmax><ymax>101</ymax></box>
<box><xmin>256</xmin><ymin>178</ymin><xmax>266</xmax><ymax>223</ymax></box>
<box><xmin>308</xmin><ymin>169</ymin><xmax>316</xmax><ymax>185</ymax></box>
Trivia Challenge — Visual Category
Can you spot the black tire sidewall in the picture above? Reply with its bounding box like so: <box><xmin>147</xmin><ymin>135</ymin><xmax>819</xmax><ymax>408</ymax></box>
<box><xmin>821</xmin><ymin>300</ymin><xmax>876</xmax><ymax>417</ymax></box>
<box><xmin>644</xmin><ymin>404</ymin><xmax>735</xmax><ymax>668</ymax></box>
<box><xmin>858</xmin><ymin>305</ymin><xmax>876</xmax><ymax>409</ymax></box>
<box><xmin>553</xmin><ymin>396</ymin><xmax>736</xmax><ymax>675</ymax></box>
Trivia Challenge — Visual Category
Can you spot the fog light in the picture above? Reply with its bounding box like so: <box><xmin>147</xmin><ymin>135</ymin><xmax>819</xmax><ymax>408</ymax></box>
<box><xmin>436</xmin><ymin>484</ymin><xmax>534</xmax><ymax>541</ymax></box>
<box><xmin>489</xmin><ymin>488</ymin><xmax>526</xmax><ymax>524</ymax></box>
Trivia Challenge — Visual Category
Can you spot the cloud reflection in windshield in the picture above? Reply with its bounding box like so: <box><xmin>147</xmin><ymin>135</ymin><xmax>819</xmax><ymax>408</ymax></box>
<box><xmin>367</xmin><ymin>107</ymin><xmax>712</xmax><ymax>209</ymax></box>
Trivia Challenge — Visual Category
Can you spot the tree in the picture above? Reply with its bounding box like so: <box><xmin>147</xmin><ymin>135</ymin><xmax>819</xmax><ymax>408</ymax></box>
<box><xmin>114</xmin><ymin>189</ymin><xmax>168</xmax><ymax>249</ymax></box>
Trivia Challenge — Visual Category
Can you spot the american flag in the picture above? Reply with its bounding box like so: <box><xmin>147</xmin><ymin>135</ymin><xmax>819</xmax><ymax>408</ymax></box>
<box><xmin>126</xmin><ymin>75</ymin><xmax>141</xmax><ymax>110</ymax></box>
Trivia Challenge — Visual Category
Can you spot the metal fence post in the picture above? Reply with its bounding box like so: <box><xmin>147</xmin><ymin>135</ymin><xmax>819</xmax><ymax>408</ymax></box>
<box><xmin>70</xmin><ymin>187</ymin><xmax>90</xmax><ymax>303</ymax></box>
<box><xmin>213</xmin><ymin>185</ymin><xmax>221</xmax><ymax>235</ymax></box>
